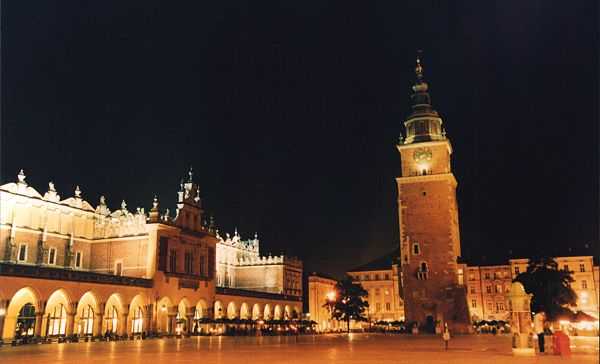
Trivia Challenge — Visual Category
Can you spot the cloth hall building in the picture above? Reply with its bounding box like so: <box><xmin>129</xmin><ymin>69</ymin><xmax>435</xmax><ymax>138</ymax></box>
<box><xmin>0</xmin><ymin>169</ymin><xmax>302</xmax><ymax>342</ymax></box>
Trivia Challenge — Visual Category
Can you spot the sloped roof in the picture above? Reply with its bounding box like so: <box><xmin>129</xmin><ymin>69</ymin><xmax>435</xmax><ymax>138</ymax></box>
<box><xmin>348</xmin><ymin>248</ymin><xmax>400</xmax><ymax>272</ymax></box>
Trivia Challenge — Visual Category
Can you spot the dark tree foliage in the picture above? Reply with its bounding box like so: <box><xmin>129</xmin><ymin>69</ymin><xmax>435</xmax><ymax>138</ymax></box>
<box><xmin>324</xmin><ymin>276</ymin><xmax>369</xmax><ymax>333</ymax></box>
<box><xmin>514</xmin><ymin>256</ymin><xmax>577</xmax><ymax>320</ymax></box>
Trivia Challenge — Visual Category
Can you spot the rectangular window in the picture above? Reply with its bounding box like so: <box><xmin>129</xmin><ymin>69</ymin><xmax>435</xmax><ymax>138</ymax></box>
<box><xmin>376</xmin><ymin>303</ymin><xmax>381</xmax><ymax>312</ymax></box>
<box><xmin>469</xmin><ymin>273</ymin><xmax>475</xmax><ymax>280</ymax></box>
<box><xmin>496</xmin><ymin>302</ymin><xmax>504</xmax><ymax>311</ymax></box>
<box><xmin>582</xmin><ymin>280</ymin><xmax>588</xmax><ymax>289</ymax></box>
<box><xmin>375</xmin><ymin>288</ymin><xmax>380</xmax><ymax>296</ymax></box>
<box><xmin>374</xmin><ymin>274</ymin><xmax>380</xmax><ymax>280</ymax></box>
<box><xmin>363</xmin><ymin>275</ymin><xmax>369</xmax><ymax>280</ymax></box>
<box><xmin>48</xmin><ymin>247</ymin><xmax>57</xmax><ymax>265</ymax></box>
<box><xmin>412</xmin><ymin>243</ymin><xmax>420</xmax><ymax>255</ymax></box>
<box><xmin>184</xmin><ymin>252</ymin><xmax>193</xmax><ymax>274</ymax></box>
<box><xmin>75</xmin><ymin>252</ymin><xmax>82</xmax><ymax>268</ymax></box>
<box><xmin>514</xmin><ymin>266</ymin><xmax>520</xmax><ymax>275</ymax></box>
<box><xmin>158</xmin><ymin>237</ymin><xmax>168</xmax><ymax>271</ymax></box>
<box><xmin>18</xmin><ymin>244</ymin><xmax>27</xmax><ymax>262</ymax></box>
<box><xmin>384</xmin><ymin>274</ymin><xmax>390</xmax><ymax>280</ymax></box>
<box><xmin>471</xmin><ymin>300</ymin><xmax>477</xmax><ymax>308</ymax></box>
<box><xmin>487</xmin><ymin>302</ymin><xmax>493</xmax><ymax>311</ymax></box>
<box><xmin>384</xmin><ymin>289</ymin><xmax>390</xmax><ymax>295</ymax></box>
<box><xmin>115</xmin><ymin>261</ymin><xmax>123</xmax><ymax>276</ymax></box>
<box><xmin>169</xmin><ymin>249</ymin><xmax>177</xmax><ymax>273</ymax></box>
<box><xmin>563</xmin><ymin>264</ymin><xmax>569</xmax><ymax>271</ymax></box>
<box><xmin>470</xmin><ymin>286</ymin><xmax>476</xmax><ymax>294</ymax></box>
<box><xmin>495</xmin><ymin>284</ymin><xmax>501</xmax><ymax>293</ymax></box>
<box><xmin>579</xmin><ymin>264</ymin><xmax>585</xmax><ymax>272</ymax></box>
<box><xmin>484</xmin><ymin>272</ymin><xmax>490</xmax><ymax>280</ymax></box>
<box><xmin>199</xmin><ymin>255</ymin><xmax>206</xmax><ymax>277</ymax></box>
<box><xmin>207</xmin><ymin>247</ymin><xmax>215</xmax><ymax>279</ymax></box>
<box><xmin>385</xmin><ymin>302</ymin><xmax>391</xmax><ymax>311</ymax></box>
<box><xmin>486</xmin><ymin>285</ymin><xmax>492</xmax><ymax>294</ymax></box>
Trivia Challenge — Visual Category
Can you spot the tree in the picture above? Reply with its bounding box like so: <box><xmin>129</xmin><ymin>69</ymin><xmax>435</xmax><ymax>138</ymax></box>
<box><xmin>514</xmin><ymin>256</ymin><xmax>577</xmax><ymax>320</ymax></box>
<box><xmin>324</xmin><ymin>276</ymin><xmax>369</xmax><ymax>333</ymax></box>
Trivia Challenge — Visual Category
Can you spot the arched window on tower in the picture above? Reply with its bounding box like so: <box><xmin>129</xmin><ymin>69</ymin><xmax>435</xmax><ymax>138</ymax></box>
<box><xmin>417</xmin><ymin>262</ymin><xmax>429</xmax><ymax>280</ymax></box>
<box><xmin>412</xmin><ymin>243</ymin><xmax>420</xmax><ymax>255</ymax></box>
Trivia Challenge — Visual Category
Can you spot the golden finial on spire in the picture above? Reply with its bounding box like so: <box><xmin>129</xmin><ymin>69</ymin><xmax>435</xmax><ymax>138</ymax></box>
<box><xmin>415</xmin><ymin>50</ymin><xmax>424</xmax><ymax>80</ymax></box>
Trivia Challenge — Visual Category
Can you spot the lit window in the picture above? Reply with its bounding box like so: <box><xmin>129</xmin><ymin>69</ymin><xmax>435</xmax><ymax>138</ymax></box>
<box><xmin>582</xmin><ymin>280</ymin><xmax>588</xmax><ymax>289</ymax></box>
<box><xmin>514</xmin><ymin>266</ymin><xmax>520</xmax><ymax>275</ymax></box>
<box><xmin>18</xmin><ymin>244</ymin><xmax>27</xmax><ymax>262</ymax></box>
<box><xmin>48</xmin><ymin>247</ymin><xmax>57</xmax><ymax>265</ymax></box>
<box><xmin>376</xmin><ymin>303</ymin><xmax>381</xmax><ymax>312</ymax></box>
<box><xmin>579</xmin><ymin>264</ymin><xmax>585</xmax><ymax>272</ymax></box>
<box><xmin>80</xmin><ymin>305</ymin><xmax>94</xmax><ymax>335</ymax></box>
<box><xmin>75</xmin><ymin>252</ymin><xmax>82</xmax><ymax>268</ymax></box>
<box><xmin>131</xmin><ymin>306</ymin><xmax>143</xmax><ymax>334</ymax></box>
<box><xmin>384</xmin><ymin>289</ymin><xmax>390</xmax><ymax>295</ymax></box>
<box><xmin>495</xmin><ymin>284</ymin><xmax>501</xmax><ymax>293</ymax></box>
<box><xmin>47</xmin><ymin>304</ymin><xmax>67</xmax><ymax>336</ymax></box>
<box><xmin>363</xmin><ymin>275</ymin><xmax>369</xmax><ymax>280</ymax></box>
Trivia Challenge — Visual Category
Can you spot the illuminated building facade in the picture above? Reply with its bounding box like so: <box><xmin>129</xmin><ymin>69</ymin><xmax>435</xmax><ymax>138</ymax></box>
<box><xmin>396</xmin><ymin>56</ymin><xmax>470</xmax><ymax>332</ymax></box>
<box><xmin>347</xmin><ymin>251</ymin><xmax>404</xmax><ymax>322</ymax></box>
<box><xmin>307</xmin><ymin>273</ymin><xmax>340</xmax><ymax>332</ymax></box>
<box><xmin>0</xmin><ymin>169</ymin><xmax>302</xmax><ymax>342</ymax></box>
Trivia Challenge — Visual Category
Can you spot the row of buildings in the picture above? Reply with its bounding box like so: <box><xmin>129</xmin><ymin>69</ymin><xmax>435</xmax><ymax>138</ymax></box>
<box><xmin>308</xmin><ymin>253</ymin><xmax>599</xmax><ymax>332</ymax></box>
<box><xmin>0</xmin><ymin>169</ymin><xmax>302</xmax><ymax>342</ymax></box>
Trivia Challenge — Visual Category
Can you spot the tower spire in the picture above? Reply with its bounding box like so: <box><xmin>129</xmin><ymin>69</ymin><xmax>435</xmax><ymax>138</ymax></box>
<box><xmin>401</xmin><ymin>52</ymin><xmax>445</xmax><ymax>144</ymax></box>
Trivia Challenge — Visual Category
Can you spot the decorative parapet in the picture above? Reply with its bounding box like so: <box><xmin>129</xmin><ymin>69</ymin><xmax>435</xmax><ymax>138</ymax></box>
<box><xmin>236</xmin><ymin>254</ymin><xmax>303</xmax><ymax>268</ymax></box>
<box><xmin>0</xmin><ymin>262</ymin><xmax>153</xmax><ymax>287</ymax></box>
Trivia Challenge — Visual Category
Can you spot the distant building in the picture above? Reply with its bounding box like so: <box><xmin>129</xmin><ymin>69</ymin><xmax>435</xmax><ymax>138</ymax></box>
<box><xmin>346</xmin><ymin>250</ymin><xmax>404</xmax><ymax>322</ymax></box>
<box><xmin>0</xmin><ymin>169</ymin><xmax>302</xmax><ymax>342</ymax></box>
<box><xmin>307</xmin><ymin>273</ymin><xmax>340</xmax><ymax>332</ymax></box>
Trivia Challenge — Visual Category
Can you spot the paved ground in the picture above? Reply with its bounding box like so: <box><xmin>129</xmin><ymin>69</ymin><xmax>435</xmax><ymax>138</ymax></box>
<box><xmin>0</xmin><ymin>334</ymin><xmax>598</xmax><ymax>364</ymax></box>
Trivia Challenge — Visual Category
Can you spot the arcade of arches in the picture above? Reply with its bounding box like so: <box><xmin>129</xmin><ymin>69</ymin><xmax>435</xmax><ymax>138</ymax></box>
<box><xmin>0</xmin><ymin>281</ymin><xmax>301</xmax><ymax>341</ymax></box>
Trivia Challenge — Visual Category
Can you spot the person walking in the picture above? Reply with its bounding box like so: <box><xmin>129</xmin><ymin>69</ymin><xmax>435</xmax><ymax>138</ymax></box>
<box><xmin>533</xmin><ymin>312</ymin><xmax>546</xmax><ymax>354</ymax></box>
<box><xmin>442</xmin><ymin>323</ymin><xmax>451</xmax><ymax>350</ymax></box>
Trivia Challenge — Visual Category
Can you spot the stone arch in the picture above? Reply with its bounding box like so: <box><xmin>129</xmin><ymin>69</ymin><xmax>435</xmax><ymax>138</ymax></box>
<box><xmin>2</xmin><ymin>287</ymin><xmax>40</xmax><ymax>340</ymax></box>
<box><xmin>156</xmin><ymin>296</ymin><xmax>173</xmax><ymax>334</ymax></box>
<box><xmin>177</xmin><ymin>298</ymin><xmax>192</xmax><ymax>333</ymax></box>
<box><xmin>252</xmin><ymin>303</ymin><xmax>262</xmax><ymax>320</ymax></box>
<box><xmin>128</xmin><ymin>294</ymin><xmax>146</xmax><ymax>334</ymax></box>
<box><xmin>214</xmin><ymin>300</ymin><xmax>224</xmax><ymax>319</ymax></box>
<box><xmin>43</xmin><ymin>288</ymin><xmax>73</xmax><ymax>337</ymax></box>
<box><xmin>226</xmin><ymin>301</ymin><xmax>238</xmax><ymax>319</ymax></box>
<box><xmin>240</xmin><ymin>302</ymin><xmax>250</xmax><ymax>320</ymax></box>
<box><xmin>292</xmin><ymin>306</ymin><xmax>301</xmax><ymax>319</ymax></box>
<box><xmin>284</xmin><ymin>305</ymin><xmax>292</xmax><ymax>320</ymax></box>
<box><xmin>195</xmin><ymin>299</ymin><xmax>208</xmax><ymax>319</ymax></box>
<box><xmin>103</xmin><ymin>293</ymin><xmax>124</xmax><ymax>334</ymax></box>
<box><xmin>75</xmin><ymin>291</ymin><xmax>99</xmax><ymax>336</ymax></box>
<box><xmin>264</xmin><ymin>304</ymin><xmax>272</xmax><ymax>320</ymax></box>
<box><xmin>274</xmin><ymin>305</ymin><xmax>283</xmax><ymax>320</ymax></box>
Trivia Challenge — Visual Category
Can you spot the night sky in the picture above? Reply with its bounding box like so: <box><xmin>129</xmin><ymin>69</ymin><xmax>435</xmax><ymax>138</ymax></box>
<box><xmin>2</xmin><ymin>2</ymin><xmax>598</xmax><ymax>278</ymax></box>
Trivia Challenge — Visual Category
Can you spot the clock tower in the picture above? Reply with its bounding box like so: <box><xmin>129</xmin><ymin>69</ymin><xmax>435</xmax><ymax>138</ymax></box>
<box><xmin>396</xmin><ymin>56</ymin><xmax>470</xmax><ymax>333</ymax></box>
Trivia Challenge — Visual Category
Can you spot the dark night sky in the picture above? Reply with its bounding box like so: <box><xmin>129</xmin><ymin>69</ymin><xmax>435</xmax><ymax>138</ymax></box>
<box><xmin>2</xmin><ymin>1</ymin><xmax>598</xmax><ymax>277</ymax></box>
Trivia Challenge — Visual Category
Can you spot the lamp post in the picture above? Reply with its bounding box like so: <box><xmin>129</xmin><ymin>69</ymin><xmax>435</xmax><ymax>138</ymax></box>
<box><xmin>326</xmin><ymin>291</ymin><xmax>336</xmax><ymax>331</ymax></box>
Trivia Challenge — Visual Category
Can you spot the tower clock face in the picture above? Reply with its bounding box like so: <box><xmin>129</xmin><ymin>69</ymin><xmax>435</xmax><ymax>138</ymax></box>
<box><xmin>413</xmin><ymin>148</ymin><xmax>432</xmax><ymax>162</ymax></box>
